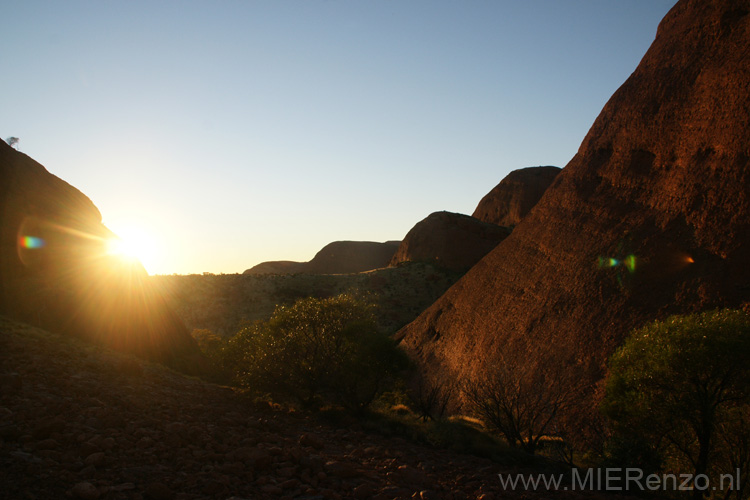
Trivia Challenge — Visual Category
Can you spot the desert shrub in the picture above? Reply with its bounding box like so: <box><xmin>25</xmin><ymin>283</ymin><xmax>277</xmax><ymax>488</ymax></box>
<box><xmin>188</xmin><ymin>329</ymin><xmax>236</xmax><ymax>382</ymax></box>
<box><xmin>370</xmin><ymin>383</ymin><xmax>411</xmax><ymax>413</ymax></box>
<box><xmin>464</xmin><ymin>345</ymin><xmax>589</xmax><ymax>455</ymax></box>
<box><xmin>407</xmin><ymin>374</ymin><xmax>456</xmax><ymax>422</ymax></box>
<box><xmin>602</xmin><ymin>309</ymin><xmax>750</xmax><ymax>499</ymax></box>
<box><xmin>357</xmin><ymin>410</ymin><xmax>545</xmax><ymax>468</ymax></box>
<box><xmin>228</xmin><ymin>294</ymin><xmax>408</xmax><ymax>411</ymax></box>
<box><xmin>191</xmin><ymin>329</ymin><xmax>223</xmax><ymax>359</ymax></box>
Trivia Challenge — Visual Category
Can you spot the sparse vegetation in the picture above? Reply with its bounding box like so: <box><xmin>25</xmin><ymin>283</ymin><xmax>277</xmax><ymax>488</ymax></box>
<box><xmin>151</xmin><ymin>262</ymin><xmax>463</xmax><ymax>337</ymax></box>
<box><xmin>315</xmin><ymin>402</ymin><xmax>548</xmax><ymax>468</ymax></box>
<box><xmin>407</xmin><ymin>373</ymin><xmax>456</xmax><ymax>422</ymax></box>
<box><xmin>602</xmin><ymin>309</ymin><xmax>750</xmax><ymax>500</ymax></box>
<box><xmin>464</xmin><ymin>346</ymin><xmax>589</xmax><ymax>455</ymax></box>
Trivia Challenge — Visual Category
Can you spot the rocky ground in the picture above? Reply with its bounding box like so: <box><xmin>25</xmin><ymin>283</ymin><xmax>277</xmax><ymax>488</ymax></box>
<box><xmin>1</xmin><ymin>316</ymin><xmax>631</xmax><ymax>500</ymax></box>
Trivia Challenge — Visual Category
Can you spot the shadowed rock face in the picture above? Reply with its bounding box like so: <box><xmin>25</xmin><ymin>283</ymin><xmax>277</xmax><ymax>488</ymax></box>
<box><xmin>388</xmin><ymin>212</ymin><xmax>511</xmax><ymax>272</ymax></box>
<box><xmin>0</xmin><ymin>141</ymin><xmax>203</xmax><ymax>373</ymax></box>
<box><xmin>472</xmin><ymin>166</ymin><xmax>561</xmax><ymax>227</ymax></box>
<box><xmin>398</xmin><ymin>0</ymin><xmax>750</xmax><ymax>416</ymax></box>
<box><xmin>244</xmin><ymin>241</ymin><xmax>400</xmax><ymax>275</ymax></box>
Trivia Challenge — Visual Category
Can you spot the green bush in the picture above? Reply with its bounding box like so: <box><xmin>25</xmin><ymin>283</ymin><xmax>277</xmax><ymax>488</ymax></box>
<box><xmin>602</xmin><ymin>309</ymin><xmax>750</xmax><ymax>499</ymax></box>
<box><xmin>227</xmin><ymin>294</ymin><xmax>409</xmax><ymax>411</ymax></box>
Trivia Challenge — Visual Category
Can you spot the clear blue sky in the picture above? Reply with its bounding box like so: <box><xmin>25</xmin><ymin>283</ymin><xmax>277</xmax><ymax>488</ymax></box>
<box><xmin>2</xmin><ymin>0</ymin><xmax>676</xmax><ymax>274</ymax></box>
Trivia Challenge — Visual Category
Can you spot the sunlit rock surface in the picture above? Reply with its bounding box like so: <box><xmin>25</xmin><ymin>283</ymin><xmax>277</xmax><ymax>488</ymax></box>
<box><xmin>398</xmin><ymin>0</ymin><xmax>750</xmax><ymax>420</ymax></box>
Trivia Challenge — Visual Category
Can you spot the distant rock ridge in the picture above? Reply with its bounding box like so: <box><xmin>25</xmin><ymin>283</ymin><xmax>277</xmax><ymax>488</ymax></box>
<box><xmin>244</xmin><ymin>240</ymin><xmax>400</xmax><ymax>275</ymax></box>
<box><xmin>387</xmin><ymin>167</ymin><xmax>558</xmax><ymax>273</ymax></box>
<box><xmin>388</xmin><ymin>212</ymin><xmax>511</xmax><ymax>272</ymax></box>
<box><xmin>472</xmin><ymin>166</ymin><xmax>561</xmax><ymax>227</ymax></box>
<box><xmin>0</xmin><ymin>141</ymin><xmax>203</xmax><ymax>373</ymax></box>
<box><xmin>397</xmin><ymin>0</ymin><xmax>750</xmax><ymax>425</ymax></box>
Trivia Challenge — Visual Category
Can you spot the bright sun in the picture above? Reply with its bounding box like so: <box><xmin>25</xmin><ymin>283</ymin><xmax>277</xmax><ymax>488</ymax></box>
<box><xmin>106</xmin><ymin>225</ymin><xmax>160</xmax><ymax>273</ymax></box>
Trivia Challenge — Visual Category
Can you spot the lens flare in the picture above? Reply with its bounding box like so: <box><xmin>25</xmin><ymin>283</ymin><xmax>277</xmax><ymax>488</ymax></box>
<box><xmin>598</xmin><ymin>256</ymin><xmax>621</xmax><ymax>268</ymax></box>
<box><xmin>19</xmin><ymin>236</ymin><xmax>45</xmax><ymax>249</ymax></box>
<box><xmin>598</xmin><ymin>254</ymin><xmax>636</xmax><ymax>271</ymax></box>
<box><xmin>624</xmin><ymin>254</ymin><xmax>636</xmax><ymax>273</ymax></box>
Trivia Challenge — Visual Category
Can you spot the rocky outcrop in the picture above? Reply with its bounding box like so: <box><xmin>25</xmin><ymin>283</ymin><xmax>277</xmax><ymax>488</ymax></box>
<box><xmin>398</xmin><ymin>0</ymin><xmax>750</xmax><ymax>416</ymax></box>
<box><xmin>388</xmin><ymin>212</ymin><xmax>511</xmax><ymax>272</ymax></box>
<box><xmin>0</xmin><ymin>141</ymin><xmax>203</xmax><ymax>373</ymax></box>
<box><xmin>472</xmin><ymin>166</ymin><xmax>561</xmax><ymax>227</ymax></box>
<box><xmin>244</xmin><ymin>241</ymin><xmax>400</xmax><ymax>275</ymax></box>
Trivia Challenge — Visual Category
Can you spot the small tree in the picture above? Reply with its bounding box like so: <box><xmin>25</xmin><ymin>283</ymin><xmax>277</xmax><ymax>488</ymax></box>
<box><xmin>408</xmin><ymin>374</ymin><xmax>456</xmax><ymax>422</ymax></box>
<box><xmin>464</xmin><ymin>345</ymin><xmax>588</xmax><ymax>455</ymax></box>
<box><xmin>230</xmin><ymin>294</ymin><xmax>407</xmax><ymax>410</ymax></box>
<box><xmin>602</xmin><ymin>309</ymin><xmax>750</xmax><ymax>500</ymax></box>
<box><xmin>5</xmin><ymin>137</ymin><xmax>19</xmax><ymax>149</ymax></box>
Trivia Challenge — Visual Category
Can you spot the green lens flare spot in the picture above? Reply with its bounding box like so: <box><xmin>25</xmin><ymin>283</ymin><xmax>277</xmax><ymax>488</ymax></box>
<box><xmin>624</xmin><ymin>254</ymin><xmax>636</xmax><ymax>273</ymax></box>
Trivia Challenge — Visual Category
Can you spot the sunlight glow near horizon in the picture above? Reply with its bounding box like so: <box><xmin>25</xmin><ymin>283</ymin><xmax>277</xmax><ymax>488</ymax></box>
<box><xmin>2</xmin><ymin>1</ymin><xmax>677</xmax><ymax>274</ymax></box>
<box><xmin>105</xmin><ymin>222</ymin><xmax>163</xmax><ymax>274</ymax></box>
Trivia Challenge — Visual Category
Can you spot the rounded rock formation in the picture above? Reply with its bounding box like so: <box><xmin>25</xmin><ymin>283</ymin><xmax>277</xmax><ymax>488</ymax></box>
<box><xmin>388</xmin><ymin>212</ymin><xmax>511</xmax><ymax>272</ymax></box>
<box><xmin>398</xmin><ymin>0</ymin><xmax>750</xmax><ymax>424</ymax></box>
<box><xmin>472</xmin><ymin>166</ymin><xmax>561</xmax><ymax>227</ymax></box>
<box><xmin>244</xmin><ymin>241</ymin><xmax>400</xmax><ymax>275</ymax></box>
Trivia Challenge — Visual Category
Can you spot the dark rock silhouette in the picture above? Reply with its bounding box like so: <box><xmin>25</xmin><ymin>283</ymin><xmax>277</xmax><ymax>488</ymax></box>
<box><xmin>398</xmin><ymin>0</ymin><xmax>750</xmax><ymax>421</ymax></box>
<box><xmin>244</xmin><ymin>240</ymin><xmax>400</xmax><ymax>275</ymax></box>
<box><xmin>472</xmin><ymin>166</ymin><xmax>561</xmax><ymax>227</ymax></box>
<box><xmin>243</xmin><ymin>260</ymin><xmax>302</xmax><ymax>275</ymax></box>
<box><xmin>388</xmin><ymin>211</ymin><xmax>511</xmax><ymax>272</ymax></box>
<box><xmin>0</xmin><ymin>141</ymin><xmax>203</xmax><ymax>373</ymax></box>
